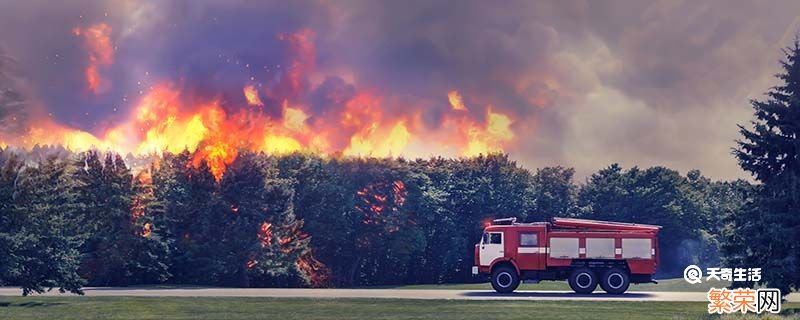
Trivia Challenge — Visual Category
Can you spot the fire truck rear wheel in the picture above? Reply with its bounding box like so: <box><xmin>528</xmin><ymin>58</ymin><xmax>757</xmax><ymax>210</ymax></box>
<box><xmin>600</xmin><ymin>268</ymin><xmax>630</xmax><ymax>294</ymax></box>
<box><xmin>568</xmin><ymin>268</ymin><xmax>598</xmax><ymax>294</ymax></box>
<box><xmin>490</xmin><ymin>266</ymin><xmax>520</xmax><ymax>293</ymax></box>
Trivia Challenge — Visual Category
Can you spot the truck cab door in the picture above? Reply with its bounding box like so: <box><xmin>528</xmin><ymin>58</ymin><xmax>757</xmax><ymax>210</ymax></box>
<box><xmin>479</xmin><ymin>232</ymin><xmax>504</xmax><ymax>266</ymax></box>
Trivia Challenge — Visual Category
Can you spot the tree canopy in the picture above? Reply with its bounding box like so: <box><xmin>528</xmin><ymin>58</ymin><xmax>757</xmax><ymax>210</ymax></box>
<box><xmin>0</xmin><ymin>146</ymin><xmax>745</xmax><ymax>293</ymax></box>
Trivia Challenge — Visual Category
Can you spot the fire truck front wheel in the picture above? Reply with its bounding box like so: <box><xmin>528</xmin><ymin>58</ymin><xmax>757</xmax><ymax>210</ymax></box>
<box><xmin>568</xmin><ymin>268</ymin><xmax>598</xmax><ymax>294</ymax></box>
<box><xmin>599</xmin><ymin>268</ymin><xmax>630</xmax><ymax>294</ymax></box>
<box><xmin>490</xmin><ymin>266</ymin><xmax>520</xmax><ymax>293</ymax></box>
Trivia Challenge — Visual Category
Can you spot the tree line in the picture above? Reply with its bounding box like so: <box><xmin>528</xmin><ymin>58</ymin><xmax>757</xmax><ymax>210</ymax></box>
<box><xmin>0</xmin><ymin>147</ymin><xmax>745</xmax><ymax>295</ymax></box>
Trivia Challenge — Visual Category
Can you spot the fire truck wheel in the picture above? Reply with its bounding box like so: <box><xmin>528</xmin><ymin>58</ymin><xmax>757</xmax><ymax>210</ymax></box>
<box><xmin>568</xmin><ymin>268</ymin><xmax>598</xmax><ymax>294</ymax></box>
<box><xmin>600</xmin><ymin>268</ymin><xmax>630</xmax><ymax>294</ymax></box>
<box><xmin>490</xmin><ymin>266</ymin><xmax>520</xmax><ymax>293</ymax></box>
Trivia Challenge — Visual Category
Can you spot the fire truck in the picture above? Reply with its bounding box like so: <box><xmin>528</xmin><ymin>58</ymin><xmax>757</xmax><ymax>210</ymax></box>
<box><xmin>473</xmin><ymin>217</ymin><xmax>661</xmax><ymax>294</ymax></box>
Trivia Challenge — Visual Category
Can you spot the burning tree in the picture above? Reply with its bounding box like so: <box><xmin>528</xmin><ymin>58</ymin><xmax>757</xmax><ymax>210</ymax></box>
<box><xmin>152</xmin><ymin>151</ymin><xmax>226</xmax><ymax>284</ymax></box>
<box><xmin>219</xmin><ymin>152</ymin><xmax>310</xmax><ymax>287</ymax></box>
<box><xmin>72</xmin><ymin>151</ymin><xmax>170</xmax><ymax>286</ymax></box>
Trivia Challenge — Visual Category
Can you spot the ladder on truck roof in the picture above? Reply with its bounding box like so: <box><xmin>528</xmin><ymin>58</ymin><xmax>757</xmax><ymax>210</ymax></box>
<box><xmin>551</xmin><ymin>217</ymin><xmax>661</xmax><ymax>233</ymax></box>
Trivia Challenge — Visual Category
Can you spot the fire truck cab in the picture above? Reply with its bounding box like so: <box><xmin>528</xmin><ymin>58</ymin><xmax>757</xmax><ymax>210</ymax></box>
<box><xmin>473</xmin><ymin>217</ymin><xmax>661</xmax><ymax>294</ymax></box>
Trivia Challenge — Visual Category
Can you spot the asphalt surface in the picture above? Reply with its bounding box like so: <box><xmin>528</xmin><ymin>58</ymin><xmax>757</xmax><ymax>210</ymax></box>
<box><xmin>0</xmin><ymin>287</ymin><xmax>797</xmax><ymax>302</ymax></box>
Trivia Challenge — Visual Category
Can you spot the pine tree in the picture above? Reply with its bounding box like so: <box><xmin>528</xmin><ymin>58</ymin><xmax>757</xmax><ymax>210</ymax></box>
<box><xmin>731</xmin><ymin>40</ymin><xmax>800</xmax><ymax>295</ymax></box>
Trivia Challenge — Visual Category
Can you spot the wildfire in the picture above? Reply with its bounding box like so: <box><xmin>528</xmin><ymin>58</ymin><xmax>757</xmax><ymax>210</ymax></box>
<box><xmin>142</xmin><ymin>223</ymin><xmax>152</xmax><ymax>238</ymax></box>
<box><xmin>4</xmin><ymin>83</ymin><xmax>515</xmax><ymax>181</ymax></box>
<box><xmin>296</xmin><ymin>253</ymin><xmax>330</xmax><ymax>287</ymax></box>
<box><xmin>2</xmin><ymin>28</ymin><xmax>519</xmax><ymax>182</ymax></box>
<box><xmin>357</xmin><ymin>179</ymin><xmax>408</xmax><ymax>227</ymax></box>
<box><xmin>448</xmin><ymin>90</ymin><xmax>467</xmax><ymax>111</ymax></box>
<box><xmin>463</xmin><ymin>107</ymin><xmax>514</xmax><ymax>157</ymax></box>
<box><xmin>258</xmin><ymin>222</ymin><xmax>273</xmax><ymax>247</ymax></box>
<box><xmin>244</xmin><ymin>85</ymin><xmax>264</xmax><ymax>106</ymax></box>
<box><xmin>73</xmin><ymin>23</ymin><xmax>114</xmax><ymax>93</ymax></box>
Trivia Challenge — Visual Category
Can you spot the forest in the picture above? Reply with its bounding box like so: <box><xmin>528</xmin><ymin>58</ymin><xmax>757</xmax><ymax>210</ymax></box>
<box><xmin>0</xmin><ymin>147</ymin><xmax>746</xmax><ymax>295</ymax></box>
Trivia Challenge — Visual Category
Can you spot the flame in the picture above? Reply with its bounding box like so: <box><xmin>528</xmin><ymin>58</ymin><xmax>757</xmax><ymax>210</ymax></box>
<box><xmin>269</xmin><ymin>29</ymin><xmax>315</xmax><ymax>100</ymax></box>
<box><xmin>344</xmin><ymin>121</ymin><xmax>410</xmax><ymax>157</ymax></box>
<box><xmin>448</xmin><ymin>90</ymin><xmax>467</xmax><ymax>111</ymax></box>
<box><xmin>142</xmin><ymin>223</ymin><xmax>152</xmax><ymax>238</ymax></box>
<box><xmin>244</xmin><ymin>85</ymin><xmax>264</xmax><ymax>106</ymax></box>
<box><xmin>3</xmin><ymin>28</ymin><xmax>521</xmax><ymax>181</ymax></box>
<box><xmin>296</xmin><ymin>253</ymin><xmax>330</xmax><ymax>287</ymax></box>
<box><xmin>5</xmin><ymin>84</ymin><xmax>516</xmax><ymax>179</ymax></box>
<box><xmin>282</xmin><ymin>100</ymin><xmax>309</xmax><ymax>132</ymax></box>
<box><xmin>356</xmin><ymin>179</ymin><xmax>408</xmax><ymax>228</ymax></box>
<box><xmin>73</xmin><ymin>23</ymin><xmax>113</xmax><ymax>93</ymax></box>
<box><xmin>463</xmin><ymin>106</ymin><xmax>514</xmax><ymax>156</ymax></box>
<box><xmin>258</xmin><ymin>222</ymin><xmax>273</xmax><ymax>247</ymax></box>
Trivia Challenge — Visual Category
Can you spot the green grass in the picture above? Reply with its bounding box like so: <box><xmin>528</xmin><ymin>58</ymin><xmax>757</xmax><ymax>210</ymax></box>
<box><xmin>375</xmin><ymin>277</ymin><xmax>732</xmax><ymax>292</ymax></box>
<box><xmin>3</xmin><ymin>297</ymin><xmax>797</xmax><ymax>320</ymax></box>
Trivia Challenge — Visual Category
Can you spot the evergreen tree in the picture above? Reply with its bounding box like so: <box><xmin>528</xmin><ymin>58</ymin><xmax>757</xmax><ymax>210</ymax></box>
<box><xmin>73</xmin><ymin>152</ymin><xmax>170</xmax><ymax>285</ymax></box>
<box><xmin>219</xmin><ymin>152</ymin><xmax>308</xmax><ymax>287</ymax></box>
<box><xmin>277</xmin><ymin>154</ymin><xmax>348</xmax><ymax>287</ymax></box>
<box><xmin>128</xmin><ymin>169</ymin><xmax>171</xmax><ymax>284</ymax></box>
<box><xmin>730</xmin><ymin>40</ymin><xmax>800</xmax><ymax>295</ymax></box>
<box><xmin>4</xmin><ymin>155</ymin><xmax>84</xmax><ymax>295</ymax></box>
<box><xmin>154</xmin><ymin>151</ymin><xmax>225</xmax><ymax>284</ymax></box>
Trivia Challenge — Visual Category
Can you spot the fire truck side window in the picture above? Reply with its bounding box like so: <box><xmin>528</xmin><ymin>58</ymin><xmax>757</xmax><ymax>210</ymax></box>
<box><xmin>520</xmin><ymin>232</ymin><xmax>538</xmax><ymax>247</ymax></box>
<box><xmin>489</xmin><ymin>233</ymin><xmax>502</xmax><ymax>244</ymax></box>
<box><xmin>482</xmin><ymin>233</ymin><xmax>489</xmax><ymax>244</ymax></box>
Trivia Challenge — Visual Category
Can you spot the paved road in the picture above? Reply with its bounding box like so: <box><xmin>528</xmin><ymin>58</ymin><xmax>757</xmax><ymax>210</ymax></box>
<box><xmin>0</xmin><ymin>287</ymin><xmax>797</xmax><ymax>302</ymax></box>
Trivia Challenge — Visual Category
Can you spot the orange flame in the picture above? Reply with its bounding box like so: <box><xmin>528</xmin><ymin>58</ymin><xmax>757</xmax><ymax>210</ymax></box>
<box><xmin>142</xmin><ymin>223</ymin><xmax>152</xmax><ymax>238</ymax></box>
<box><xmin>73</xmin><ymin>23</ymin><xmax>113</xmax><ymax>93</ymax></box>
<box><xmin>296</xmin><ymin>253</ymin><xmax>330</xmax><ymax>287</ymax></box>
<box><xmin>448</xmin><ymin>90</ymin><xmax>467</xmax><ymax>111</ymax></box>
<box><xmin>463</xmin><ymin>106</ymin><xmax>514</xmax><ymax>156</ymax></box>
<box><xmin>258</xmin><ymin>222</ymin><xmax>273</xmax><ymax>247</ymax></box>
<box><xmin>4</xmin><ymin>29</ymin><xmax>520</xmax><ymax>181</ymax></box>
<box><xmin>244</xmin><ymin>85</ymin><xmax>264</xmax><ymax>106</ymax></box>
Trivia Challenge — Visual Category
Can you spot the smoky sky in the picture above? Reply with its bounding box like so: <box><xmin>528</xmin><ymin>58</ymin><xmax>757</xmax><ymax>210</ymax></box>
<box><xmin>1</xmin><ymin>0</ymin><xmax>799</xmax><ymax>180</ymax></box>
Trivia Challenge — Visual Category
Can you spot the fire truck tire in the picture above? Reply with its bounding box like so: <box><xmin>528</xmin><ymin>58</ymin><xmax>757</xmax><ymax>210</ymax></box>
<box><xmin>568</xmin><ymin>268</ymin><xmax>598</xmax><ymax>294</ymax></box>
<box><xmin>490</xmin><ymin>266</ymin><xmax>520</xmax><ymax>293</ymax></box>
<box><xmin>599</xmin><ymin>268</ymin><xmax>630</xmax><ymax>294</ymax></box>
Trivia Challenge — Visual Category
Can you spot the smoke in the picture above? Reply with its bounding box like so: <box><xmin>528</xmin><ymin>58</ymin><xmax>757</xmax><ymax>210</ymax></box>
<box><xmin>1</xmin><ymin>1</ymin><xmax>799</xmax><ymax>179</ymax></box>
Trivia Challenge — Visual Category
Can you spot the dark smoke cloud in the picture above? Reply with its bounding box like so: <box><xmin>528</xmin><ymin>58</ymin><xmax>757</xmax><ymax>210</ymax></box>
<box><xmin>1</xmin><ymin>0</ymin><xmax>799</xmax><ymax>179</ymax></box>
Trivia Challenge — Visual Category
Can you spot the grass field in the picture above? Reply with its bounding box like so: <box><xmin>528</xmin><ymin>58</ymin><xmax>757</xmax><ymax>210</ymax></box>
<box><xmin>375</xmin><ymin>277</ymin><xmax>732</xmax><ymax>292</ymax></box>
<box><xmin>2</xmin><ymin>297</ymin><xmax>797</xmax><ymax>320</ymax></box>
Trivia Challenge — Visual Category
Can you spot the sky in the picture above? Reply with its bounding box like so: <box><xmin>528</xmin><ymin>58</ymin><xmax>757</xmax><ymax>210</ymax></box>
<box><xmin>1</xmin><ymin>0</ymin><xmax>799</xmax><ymax>181</ymax></box>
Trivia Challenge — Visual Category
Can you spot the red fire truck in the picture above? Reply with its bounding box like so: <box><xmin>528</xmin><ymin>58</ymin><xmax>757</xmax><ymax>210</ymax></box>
<box><xmin>473</xmin><ymin>217</ymin><xmax>661</xmax><ymax>294</ymax></box>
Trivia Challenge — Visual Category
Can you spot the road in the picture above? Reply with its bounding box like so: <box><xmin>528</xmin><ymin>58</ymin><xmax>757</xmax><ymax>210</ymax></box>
<box><xmin>0</xmin><ymin>287</ymin><xmax>797</xmax><ymax>302</ymax></box>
